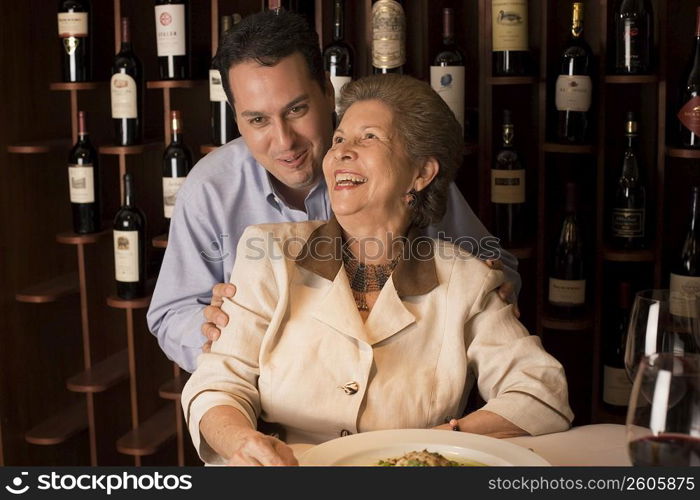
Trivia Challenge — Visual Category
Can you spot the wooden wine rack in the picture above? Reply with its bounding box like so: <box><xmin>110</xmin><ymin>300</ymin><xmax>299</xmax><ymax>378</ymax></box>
<box><xmin>0</xmin><ymin>0</ymin><xmax>696</xmax><ymax>464</ymax></box>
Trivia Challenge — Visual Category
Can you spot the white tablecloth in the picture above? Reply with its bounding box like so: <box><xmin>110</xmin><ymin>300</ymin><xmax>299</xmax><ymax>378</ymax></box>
<box><xmin>504</xmin><ymin>424</ymin><xmax>631</xmax><ymax>466</ymax></box>
<box><xmin>289</xmin><ymin>424</ymin><xmax>632</xmax><ymax>466</ymax></box>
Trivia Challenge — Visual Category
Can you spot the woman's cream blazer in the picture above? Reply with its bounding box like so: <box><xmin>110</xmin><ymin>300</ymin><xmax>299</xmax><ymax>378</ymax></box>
<box><xmin>182</xmin><ymin>219</ymin><xmax>574</xmax><ymax>464</ymax></box>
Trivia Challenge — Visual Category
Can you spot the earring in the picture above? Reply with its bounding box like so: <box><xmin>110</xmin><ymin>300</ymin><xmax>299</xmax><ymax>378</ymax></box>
<box><xmin>405</xmin><ymin>189</ymin><xmax>418</xmax><ymax>208</ymax></box>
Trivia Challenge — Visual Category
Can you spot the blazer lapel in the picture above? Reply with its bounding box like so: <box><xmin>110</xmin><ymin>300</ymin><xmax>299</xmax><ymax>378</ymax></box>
<box><xmin>311</xmin><ymin>267</ymin><xmax>369</xmax><ymax>344</ymax></box>
<box><xmin>364</xmin><ymin>277</ymin><xmax>416</xmax><ymax>345</ymax></box>
<box><xmin>297</xmin><ymin>217</ymin><xmax>439</xmax><ymax>345</ymax></box>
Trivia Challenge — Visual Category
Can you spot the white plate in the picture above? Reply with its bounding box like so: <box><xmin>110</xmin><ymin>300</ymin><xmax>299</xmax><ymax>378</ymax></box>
<box><xmin>298</xmin><ymin>429</ymin><xmax>550</xmax><ymax>466</ymax></box>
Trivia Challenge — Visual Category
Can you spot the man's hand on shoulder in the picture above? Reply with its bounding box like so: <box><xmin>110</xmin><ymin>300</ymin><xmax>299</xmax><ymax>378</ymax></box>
<box><xmin>201</xmin><ymin>283</ymin><xmax>236</xmax><ymax>352</ymax></box>
<box><xmin>486</xmin><ymin>259</ymin><xmax>520</xmax><ymax>318</ymax></box>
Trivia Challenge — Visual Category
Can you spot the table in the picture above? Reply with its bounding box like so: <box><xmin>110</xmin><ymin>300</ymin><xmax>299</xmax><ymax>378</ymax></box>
<box><xmin>289</xmin><ymin>424</ymin><xmax>632</xmax><ymax>466</ymax></box>
<box><xmin>504</xmin><ymin>424</ymin><xmax>631</xmax><ymax>466</ymax></box>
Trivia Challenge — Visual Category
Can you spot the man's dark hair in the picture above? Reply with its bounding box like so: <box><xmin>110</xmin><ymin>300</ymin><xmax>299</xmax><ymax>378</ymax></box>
<box><xmin>214</xmin><ymin>10</ymin><xmax>326</xmax><ymax>113</ymax></box>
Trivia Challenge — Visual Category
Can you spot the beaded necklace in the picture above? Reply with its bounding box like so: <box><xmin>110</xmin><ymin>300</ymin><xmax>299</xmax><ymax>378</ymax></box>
<box><xmin>342</xmin><ymin>246</ymin><xmax>400</xmax><ymax>311</ymax></box>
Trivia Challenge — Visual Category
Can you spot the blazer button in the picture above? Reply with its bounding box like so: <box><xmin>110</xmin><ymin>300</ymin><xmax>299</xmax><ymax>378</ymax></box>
<box><xmin>340</xmin><ymin>429</ymin><xmax>352</xmax><ymax>437</ymax></box>
<box><xmin>339</xmin><ymin>381</ymin><xmax>359</xmax><ymax>395</ymax></box>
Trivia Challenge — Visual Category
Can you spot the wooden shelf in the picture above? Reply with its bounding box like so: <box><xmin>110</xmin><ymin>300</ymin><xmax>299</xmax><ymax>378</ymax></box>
<box><xmin>56</xmin><ymin>228</ymin><xmax>111</xmax><ymax>245</ymax></box>
<box><xmin>7</xmin><ymin>138</ymin><xmax>71</xmax><ymax>154</ymax></box>
<box><xmin>602</xmin><ymin>246</ymin><xmax>656</xmax><ymax>263</ymax></box>
<box><xmin>487</xmin><ymin>76</ymin><xmax>538</xmax><ymax>85</ymax></box>
<box><xmin>106</xmin><ymin>293</ymin><xmax>152</xmax><ymax>310</ymax></box>
<box><xmin>152</xmin><ymin>234</ymin><xmax>168</xmax><ymax>249</ymax></box>
<box><xmin>107</xmin><ymin>278</ymin><xmax>155</xmax><ymax>309</ymax></box>
<box><xmin>116</xmin><ymin>406</ymin><xmax>177</xmax><ymax>456</ymax></box>
<box><xmin>200</xmin><ymin>144</ymin><xmax>219</xmax><ymax>154</ymax></box>
<box><xmin>666</xmin><ymin>147</ymin><xmax>700</xmax><ymax>159</ymax></box>
<box><xmin>505</xmin><ymin>246</ymin><xmax>535</xmax><ymax>260</ymax></box>
<box><xmin>542</xmin><ymin>143</ymin><xmax>595</xmax><ymax>155</ymax></box>
<box><xmin>158</xmin><ymin>375</ymin><xmax>189</xmax><ymax>401</ymax></box>
<box><xmin>147</xmin><ymin>79</ymin><xmax>205</xmax><ymax>89</ymax></box>
<box><xmin>49</xmin><ymin>81</ymin><xmax>105</xmax><ymax>91</ymax></box>
<box><xmin>15</xmin><ymin>272</ymin><xmax>79</xmax><ymax>303</ymax></box>
<box><xmin>99</xmin><ymin>142</ymin><xmax>163</xmax><ymax>155</ymax></box>
<box><xmin>66</xmin><ymin>350</ymin><xmax>129</xmax><ymax>393</ymax></box>
<box><xmin>604</xmin><ymin>75</ymin><xmax>658</xmax><ymax>84</ymax></box>
<box><xmin>541</xmin><ymin>314</ymin><xmax>594</xmax><ymax>331</ymax></box>
<box><xmin>25</xmin><ymin>400</ymin><xmax>87</xmax><ymax>446</ymax></box>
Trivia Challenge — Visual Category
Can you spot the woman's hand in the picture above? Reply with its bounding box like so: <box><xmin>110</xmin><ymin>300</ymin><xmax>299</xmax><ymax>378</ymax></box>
<box><xmin>200</xmin><ymin>406</ymin><xmax>298</xmax><ymax>466</ymax></box>
<box><xmin>433</xmin><ymin>410</ymin><xmax>529</xmax><ymax>439</ymax></box>
<box><xmin>226</xmin><ymin>429</ymin><xmax>298</xmax><ymax>466</ymax></box>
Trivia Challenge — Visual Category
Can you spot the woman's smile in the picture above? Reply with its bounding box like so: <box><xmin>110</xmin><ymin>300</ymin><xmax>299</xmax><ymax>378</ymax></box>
<box><xmin>333</xmin><ymin>169</ymin><xmax>368</xmax><ymax>190</ymax></box>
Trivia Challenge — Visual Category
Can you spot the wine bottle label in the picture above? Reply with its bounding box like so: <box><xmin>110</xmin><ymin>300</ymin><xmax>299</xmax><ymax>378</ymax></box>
<box><xmin>669</xmin><ymin>273</ymin><xmax>700</xmax><ymax>318</ymax></box>
<box><xmin>491</xmin><ymin>169</ymin><xmax>525</xmax><ymax>204</ymax></box>
<box><xmin>209</xmin><ymin>69</ymin><xmax>228</xmax><ymax>103</ymax></box>
<box><xmin>611</xmin><ymin>208</ymin><xmax>645</xmax><ymax>238</ymax></box>
<box><xmin>330</xmin><ymin>75</ymin><xmax>352</xmax><ymax>114</ymax></box>
<box><xmin>491</xmin><ymin>0</ymin><xmax>528</xmax><ymax>52</ymax></box>
<box><xmin>111</xmin><ymin>74</ymin><xmax>138</xmax><ymax>119</ymax></box>
<box><xmin>603</xmin><ymin>365</ymin><xmax>632</xmax><ymax>406</ymax></box>
<box><xmin>371</xmin><ymin>0</ymin><xmax>405</xmax><ymax>69</ymax></box>
<box><xmin>163</xmin><ymin>177</ymin><xmax>186</xmax><ymax>219</ymax></box>
<box><xmin>621</xmin><ymin>19</ymin><xmax>643</xmax><ymax>68</ymax></box>
<box><xmin>62</xmin><ymin>37</ymin><xmax>81</xmax><ymax>56</ymax></box>
<box><xmin>58</xmin><ymin>12</ymin><xmax>88</xmax><ymax>38</ymax></box>
<box><xmin>68</xmin><ymin>164</ymin><xmax>95</xmax><ymax>204</ymax></box>
<box><xmin>677</xmin><ymin>96</ymin><xmax>700</xmax><ymax>137</ymax></box>
<box><xmin>155</xmin><ymin>4</ymin><xmax>186</xmax><ymax>57</ymax></box>
<box><xmin>549</xmin><ymin>278</ymin><xmax>586</xmax><ymax>305</ymax></box>
<box><xmin>430</xmin><ymin>66</ymin><xmax>465</xmax><ymax>131</ymax></box>
<box><xmin>555</xmin><ymin>75</ymin><xmax>592</xmax><ymax>112</ymax></box>
<box><xmin>113</xmin><ymin>230</ymin><xmax>140</xmax><ymax>283</ymax></box>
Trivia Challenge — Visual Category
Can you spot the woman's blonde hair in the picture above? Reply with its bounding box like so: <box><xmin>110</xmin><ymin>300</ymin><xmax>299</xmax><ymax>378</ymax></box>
<box><xmin>337</xmin><ymin>74</ymin><xmax>464</xmax><ymax>228</ymax></box>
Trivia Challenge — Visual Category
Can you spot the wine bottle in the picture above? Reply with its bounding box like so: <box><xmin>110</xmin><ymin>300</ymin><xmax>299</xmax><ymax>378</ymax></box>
<box><xmin>154</xmin><ymin>0</ymin><xmax>189</xmax><ymax>80</ymax></box>
<box><xmin>68</xmin><ymin>111</ymin><xmax>100</xmax><ymax>234</ymax></box>
<box><xmin>678</xmin><ymin>7</ymin><xmax>700</xmax><ymax>148</ymax></box>
<box><xmin>111</xmin><ymin>17</ymin><xmax>143</xmax><ymax>146</ymax></box>
<box><xmin>430</xmin><ymin>8</ymin><xmax>465</xmax><ymax>133</ymax></box>
<box><xmin>163</xmin><ymin>110</ymin><xmax>192</xmax><ymax>222</ymax></box>
<box><xmin>324</xmin><ymin>0</ymin><xmax>354</xmax><ymax>114</ymax></box>
<box><xmin>492</xmin><ymin>0</ymin><xmax>529</xmax><ymax>76</ymax></box>
<box><xmin>602</xmin><ymin>281</ymin><xmax>633</xmax><ymax>414</ymax></box>
<box><xmin>371</xmin><ymin>0</ymin><xmax>405</xmax><ymax>75</ymax></box>
<box><xmin>210</xmin><ymin>14</ymin><xmax>240</xmax><ymax>146</ymax></box>
<box><xmin>670</xmin><ymin>186</ymin><xmax>700</xmax><ymax>317</ymax></box>
<box><xmin>113</xmin><ymin>173</ymin><xmax>146</xmax><ymax>299</ymax></box>
<box><xmin>614</xmin><ymin>0</ymin><xmax>653</xmax><ymax>75</ymax></box>
<box><xmin>610</xmin><ymin>112</ymin><xmax>647</xmax><ymax>249</ymax></box>
<box><xmin>491</xmin><ymin>110</ymin><xmax>526</xmax><ymax>247</ymax></box>
<box><xmin>556</xmin><ymin>2</ymin><xmax>593</xmax><ymax>144</ymax></box>
<box><xmin>58</xmin><ymin>0</ymin><xmax>91</xmax><ymax>82</ymax></box>
<box><xmin>549</xmin><ymin>182</ymin><xmax>586</xmax><ymax>316</ymax></box>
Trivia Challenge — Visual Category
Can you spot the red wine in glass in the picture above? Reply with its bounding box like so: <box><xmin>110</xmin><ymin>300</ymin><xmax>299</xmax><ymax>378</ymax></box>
<box><xmin>627</xmin><ymin>353</ymin><xmax>700</xmax><ymax>466</ymax></box>
<box><xmin>629</xmin><ymin>434</ymin><xmax>700</xmax><ymax>466</ymax></box>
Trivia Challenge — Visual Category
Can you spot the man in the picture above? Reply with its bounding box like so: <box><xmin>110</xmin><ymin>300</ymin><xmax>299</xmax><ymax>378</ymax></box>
<box><xmin>147</xmin><ymin>9</ymin><xmax>520</xmax><ymax>373</ymax></box>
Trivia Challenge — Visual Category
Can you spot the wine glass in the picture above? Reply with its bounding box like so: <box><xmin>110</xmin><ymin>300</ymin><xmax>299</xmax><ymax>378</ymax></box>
<box><xmin>624</xmin><ymin>289</ymin><xmax>700</xmax><ymax>382</ymax></box>
<box><xmin>626</xmin><ymin>353</ymin><xmax>700</xmax><ymax>466</ymax></box>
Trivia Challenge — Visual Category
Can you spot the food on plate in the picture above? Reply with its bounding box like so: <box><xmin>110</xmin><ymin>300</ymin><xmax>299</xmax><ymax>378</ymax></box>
<box><xmin>376</xmin><ymin>449</ymin><xmax>483</xmax><ymax>467</ymax></box>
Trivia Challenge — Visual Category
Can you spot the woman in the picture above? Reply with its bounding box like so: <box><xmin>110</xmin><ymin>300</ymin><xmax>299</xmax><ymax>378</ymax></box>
<box><xmin>181</xmin><ymin>74</ymin><xmax>573</xmax><ymax>465</ymax></box>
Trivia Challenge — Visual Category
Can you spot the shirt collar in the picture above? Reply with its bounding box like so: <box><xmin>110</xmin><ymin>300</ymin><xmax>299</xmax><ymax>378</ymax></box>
<box><xmin>263</xmin><ymin>170</ymin><xmax>327</xmax><ymax>214</ymax></box>
<box><xmin>295</xmin><ymin>217</ymin><xmax>439</xmax><ymax>297</ymax></box>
